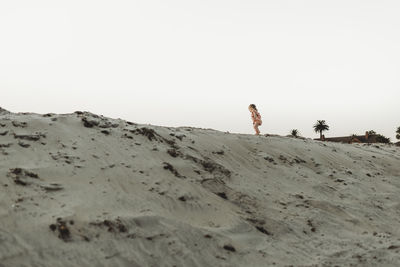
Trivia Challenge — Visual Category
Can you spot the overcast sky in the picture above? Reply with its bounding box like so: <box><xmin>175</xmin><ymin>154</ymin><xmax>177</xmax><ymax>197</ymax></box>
<box><xmin>1</xmin><ymin>0</ymin><xmax>399</xmax><ymax>140</ymax></box>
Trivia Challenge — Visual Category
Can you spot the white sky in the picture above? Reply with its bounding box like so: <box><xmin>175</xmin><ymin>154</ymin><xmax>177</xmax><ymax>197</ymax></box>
<box><xmin>1</xmin><ymin>0</ymin><xmax>399</xmax><ymax>140</ymax></box>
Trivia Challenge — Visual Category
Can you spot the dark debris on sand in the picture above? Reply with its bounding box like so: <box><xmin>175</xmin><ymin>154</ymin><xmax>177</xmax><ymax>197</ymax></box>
<box><xmin>216</xmin><ymin>192</ymin><xmax>228</xmax><ymax>200</ymax></box>
<box><xmin>185</xmin><ymin>155</ymin><xmax>231</xmax><ymax>178</ymax></box>
<box><xmin>255</xmin><ymin>226</ymin><xmax>272</xmax><ymax>236</ymax></box>
<box><xmin>129</xmin><ymin>128</ymin><xmax>180</xmax><ymax>150</ymax></box>
<box><xmin>0</xmin><ymin>143</ymin><xmax>12</xmax><ymax>148</ymax></box>
<box><xmin>246</xmin><ymin>218</ymin><xmax>272</xmax><ymax>236</ymax></box>
<box><xmin>82</xmin><ymin>117</ymin><xmax>99</xmax><ymax>128</ymax></box>
<box><xmin>79</xmin><ymin>112</ymin><xmax>119</xmax><ymax>129</ymax></box>
<box><xmin>169</xmin><ymin>133</ymin><xmax>186</xmax><ymax>141</ymax></box>
<box><xmin>212</xmin><ymin>150</ymin><xmax>225</xmax><ymax>155</ymax></box>
<box><xmin>18</xmin><ymin>141</ymin><xmax>30</xmax><ymax>148</ymax></box>
<box><xmin>8</xmin><ymin>168</ymin><xmax>39</xmax><ymax>186</ymax></box>
<box><xmin>49</xmin><ymin>218</ymin><xmax>71</xmax><ymax>242</ymax></box>
<box><xmin>13</xmin><ymin>133</ymin><xmax>45</xmax><ymax>141</ymax></box>
<box><xmin>307</xmin><ymin>219</ymin><xmax>316</xmax><ymax>232</ymax></box>
<box><xmin>101</xmin><ymin>130</ymin><xmax>111</xmax><ymax>135</ymax></box>
<box><xmin>90</xmin><ymin>218</ymin><xmax>127</xmax><ymax>233</ymax></box>
<box><xmin>178</xmin><ymin>196</ymin><xmax>187</xmax><ymax>202</ymax></box>
<box><xmin>223</xmin><ymin>244</ymin><xmax>236</xmax><ymax>252</ymax></box>
<box><xmin>131</xmin><ymin>127</ymin><xmax>158</xmax><ymax>141</ymax></box>
<box><xmin>163</xmin><ymin>162</ymin><xmax>184</xmax><ymax>178</ymax></box>
<box><xmin>167</xmin><ymin>148</ymin><xmax>181</xmax><ymax>158</ymax></box>
<box><xmin>12</xmin><ymin>121</ymin><xmax>27</xmax><ymax>128</ymax></box>
<box><xmin>264</xmin><ymin>156</ymin><xmax>275</xmax><ymax>163</ymax></box>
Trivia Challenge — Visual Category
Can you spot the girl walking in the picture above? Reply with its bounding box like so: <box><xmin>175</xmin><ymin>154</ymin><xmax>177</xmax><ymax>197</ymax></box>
<box><xmin>248</xmin><ymin>104</ymin><xmax>262</xmax><ymax>135</ymax></box>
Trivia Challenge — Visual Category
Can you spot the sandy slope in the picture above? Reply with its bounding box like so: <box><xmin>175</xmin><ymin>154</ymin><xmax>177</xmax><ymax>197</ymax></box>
<box><xmin>1</xmin><ymin>109</ymin><xmax>400</xmax><ymax>267</ymax></box>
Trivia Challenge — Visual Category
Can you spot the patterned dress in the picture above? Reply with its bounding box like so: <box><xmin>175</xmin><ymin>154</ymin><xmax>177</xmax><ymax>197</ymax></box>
<box><xmin>251</xmin><ymin>110</ymin><xmax>262</xmax><ymax>125</ymax></box>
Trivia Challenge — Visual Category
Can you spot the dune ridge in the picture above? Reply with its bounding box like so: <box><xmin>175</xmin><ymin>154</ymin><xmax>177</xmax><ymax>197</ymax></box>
<box><xmin>1</xmin><ymin>109</ymin><xmax>400</xmax><ymax>267</ymax></box>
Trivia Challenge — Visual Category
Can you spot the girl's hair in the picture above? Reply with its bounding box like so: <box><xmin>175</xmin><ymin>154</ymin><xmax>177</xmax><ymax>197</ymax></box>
<box><xmin>249</xmin><ymin>104</ymin><xmax>257</xmax><ymax>111</ymax></box>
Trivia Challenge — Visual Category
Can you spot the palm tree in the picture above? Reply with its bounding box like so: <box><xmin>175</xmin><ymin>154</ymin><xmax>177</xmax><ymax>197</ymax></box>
<box><xmin>313</xmin><ymin>120</ymin><xmax>329</xmax><ymax>140</ymax></box>
<box><xmin>290</xmin><ymin>129</ymin><xmax>300</xmax><ymax>138</ymax></box>
<box><xmin>396</xmin><ymin>126</ymin><xmax>400</xmax><ymax>140</ymax></box>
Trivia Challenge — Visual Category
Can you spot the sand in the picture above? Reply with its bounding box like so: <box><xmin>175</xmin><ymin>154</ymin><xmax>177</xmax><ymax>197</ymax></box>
<box><xmin>1</xmin><ymin>108</ymin><xmax>400</xmax><ymax>267</ymax></box>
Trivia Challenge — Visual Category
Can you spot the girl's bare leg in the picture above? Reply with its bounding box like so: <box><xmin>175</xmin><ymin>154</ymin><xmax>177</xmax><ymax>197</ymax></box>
<box><xmin>253</xmin><ymin>123</ymin><xmax>260</xmax><ymax>135</ymax></box>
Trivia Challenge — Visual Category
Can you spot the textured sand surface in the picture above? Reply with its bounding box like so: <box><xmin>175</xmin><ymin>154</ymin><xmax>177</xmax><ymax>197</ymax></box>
<box><xmin>1</xmin><ymin>109</ymin><xmax>400</xmax><ymax>267</ymax></box>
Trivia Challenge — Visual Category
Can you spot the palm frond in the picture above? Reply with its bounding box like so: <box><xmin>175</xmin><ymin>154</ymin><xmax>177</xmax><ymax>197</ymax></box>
<box><xmin>290</xmin><ymin>129</ymin><xmax>299</xmax><ymax>137</ymax></box>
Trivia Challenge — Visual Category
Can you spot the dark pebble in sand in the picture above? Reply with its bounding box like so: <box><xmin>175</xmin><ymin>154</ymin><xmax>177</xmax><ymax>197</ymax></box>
<box><xmin>295</xmin><ymin>194</ymin><xmax>304</xmax><ymax>199</ymax></box>
<box><xmin>223</xmin><ymin>244</ymin><xmax>236</xmax><ymax>252</ymax></box>
<box><xmin>256</xmin><ymin>226</ymin><xmax>271</xmax><ymax>236</ymax></box>
<box><xmin>213</xmin><ymin>150</ymin><xmax>225</xmax><ymax>155</ymax></box>
<box><xmin>167</xmin><ymin>149</ymin><xmax>179</xmax><ymax>158</ymax></box>
<box><xmin>58</xmin><ymin>224</ymin><xmax>71</xmax><ymax>240</ymax></box>
<box><xmin>18</xmin><ymin>142</ymin><xmax>30</xmax><ymax>148</ymax></box>
<box><xmin>216</xmin><ymin>192</ymin><xmax>228</xmax><ymax>200</ymax></box>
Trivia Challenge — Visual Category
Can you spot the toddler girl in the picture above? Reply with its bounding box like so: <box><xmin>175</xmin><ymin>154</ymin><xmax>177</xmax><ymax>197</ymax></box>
<box><xmin>248</xmin><ymin>104</ymin><xmax>262</xmax><ymax>135</ymax></box>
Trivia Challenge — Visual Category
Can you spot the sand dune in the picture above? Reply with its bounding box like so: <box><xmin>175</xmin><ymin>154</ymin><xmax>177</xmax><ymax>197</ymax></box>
<box><xmin>1</xmin><ymin>108</ymin><xmax>400</xmax><ymax>267</ymax></box>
